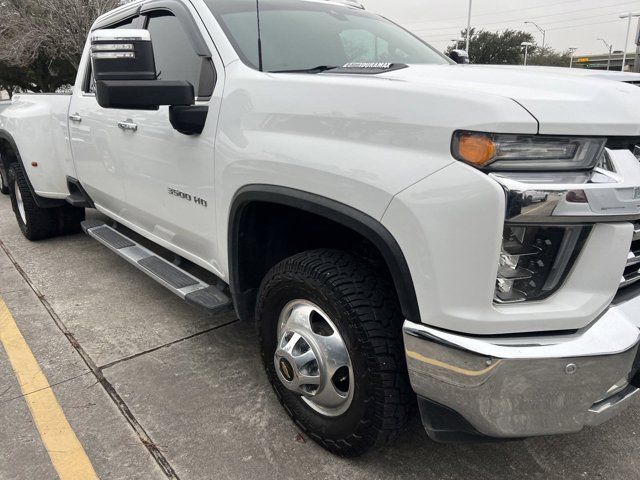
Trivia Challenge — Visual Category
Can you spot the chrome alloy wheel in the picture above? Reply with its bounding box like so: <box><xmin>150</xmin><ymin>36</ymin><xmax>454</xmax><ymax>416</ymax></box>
<box><xmin>274</xmin><ymin>300</ymin><xmax>354</xmax><ymax>417</ymax></box>
<box><xmin>14</xmin><ymin>179</ymin><xmax>26</xmax><ymax>224</ymax></box>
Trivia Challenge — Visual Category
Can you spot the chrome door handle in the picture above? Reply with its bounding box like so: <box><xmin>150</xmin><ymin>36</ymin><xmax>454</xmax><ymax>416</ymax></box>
<box><xmin>68</xmin><ymin>113</ymin><xmax>82</xmax><ymax>123</ymax></box>
<box><xmin>117</xmin><ymin>121</ymin><xmax>138</xmax><ymax>132</ymax></box>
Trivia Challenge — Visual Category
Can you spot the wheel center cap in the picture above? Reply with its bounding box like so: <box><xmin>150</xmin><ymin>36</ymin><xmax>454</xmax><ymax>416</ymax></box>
<box><xmin>279</xmin><ymin>357</ymin><xmax>295</xmax><ymax>382</ymax></box>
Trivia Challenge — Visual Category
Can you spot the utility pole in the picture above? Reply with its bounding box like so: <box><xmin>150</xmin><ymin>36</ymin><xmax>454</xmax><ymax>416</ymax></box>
<box><xmin>568</xmin><ymin>47</ymin><xmax>577</xmax><ymax>68</ymax></box>
<box><xmin>525</xmin><ymin>21</ymin><xmax>546</xmax><ymax>50</ymax></box>
<box><xmin>466</xmin><ymin>0</ymin><xmax>472</xmax><ymax>52</ymax></box>
<box><xmin>521</xmin><ymin>42</ymin><xmax>533</xmax><ymax>66</ymax></box>
<box><xmin>634</xmin><ymin>16</ymin><xmax>640</xmax><ymax>72</ymax></box>
<box><xmin>620</xmin><ymin>12</ymin><xmax>640</xmax><ymax>72</ymax></box>
<box><xmin>598</xmin><ymin>38</ymin><xmax>613</xmax><ymax>70</ymax></box>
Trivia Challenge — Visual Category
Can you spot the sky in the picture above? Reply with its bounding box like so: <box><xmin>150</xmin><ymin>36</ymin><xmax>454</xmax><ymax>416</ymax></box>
<box><xmin>360</xmin><ymin>0</ymin><xmax>640</xmax><ymax>56</ymax></box>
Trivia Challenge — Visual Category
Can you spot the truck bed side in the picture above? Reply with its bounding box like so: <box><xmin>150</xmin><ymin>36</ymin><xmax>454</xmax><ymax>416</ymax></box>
<box><xmin>0</xmin><ymin>94</ymin><xmax>75</xmax><ymax>199</ymax></box>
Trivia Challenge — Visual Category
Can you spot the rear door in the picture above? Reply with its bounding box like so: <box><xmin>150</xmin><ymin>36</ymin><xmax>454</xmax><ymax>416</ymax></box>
<box><xmin>115</xmin><ymin>6</ymin><xmax>224</xmax><ymax>273</ymax></box>
<box><xmin>68</xmin><ymin>15</ymin><xmax>144</xmax><ymax>214</ymax></box>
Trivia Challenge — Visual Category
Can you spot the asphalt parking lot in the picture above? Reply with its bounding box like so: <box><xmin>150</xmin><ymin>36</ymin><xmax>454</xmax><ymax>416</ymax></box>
<box><xmin>1</xmin><ymin>193</ymin><xmax>640</xmax><ymax>480</ymax></box>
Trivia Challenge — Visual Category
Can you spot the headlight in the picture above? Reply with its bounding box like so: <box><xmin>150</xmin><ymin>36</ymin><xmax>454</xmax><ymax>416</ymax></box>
<box><xmin>452</xmin><ymin>132</ymin><xmax>607</xmax><ymax>171</ymax></box>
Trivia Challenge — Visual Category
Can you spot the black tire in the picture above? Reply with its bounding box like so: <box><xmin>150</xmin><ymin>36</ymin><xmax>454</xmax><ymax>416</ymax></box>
<box><xmin>0</xmin><ymin>171</ymin><xmax>9</xmax><ymax>195</ymax></box>
<box><xmin>8</xmin><ymin>163</ymin><xmax>85</xmax><ymax>240</ymax></box>
<box><xmin>0</xmin><ymin>153</ymin><xmax>8</xmax><ymax>195</ymax></box>
<box><xmin>257</xmin><ymin>249</ymin><xmax>414</xmax><ymax>457</ymax></box>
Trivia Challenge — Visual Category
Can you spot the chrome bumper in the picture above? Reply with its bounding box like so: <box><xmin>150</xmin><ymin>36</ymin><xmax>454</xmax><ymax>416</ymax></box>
<box><xmin>490</xmin><ymin>149</ymin><xmax>640</xmax><ymax>225</ymax></box>
<box><xmin>404</xmin><ymin>305</ymin><xmax>640</xmax><ymax>440</ymax></box>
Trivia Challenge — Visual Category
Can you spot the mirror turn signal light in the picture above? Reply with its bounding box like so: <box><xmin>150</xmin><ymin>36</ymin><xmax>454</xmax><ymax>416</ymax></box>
<box><xmin>455</xmin><ymin>133</ymin><xmax>497</xmax><ymax>167</ymax></box>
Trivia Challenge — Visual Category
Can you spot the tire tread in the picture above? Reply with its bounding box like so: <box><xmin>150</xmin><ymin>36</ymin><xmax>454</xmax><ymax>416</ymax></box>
<box><xmin>7</xmin><ymin>163</ymin><xmax>85</xmax><ymax>240</ymax></box>
<box><xmin>8</xmin><ymin>164</ymin><xmax>58</xmax><ymax>240</ymax></box>
<box><xmin>257</xmin><ymin>249</ymin><xmax>415</xmax><ymax>457</ymax></box>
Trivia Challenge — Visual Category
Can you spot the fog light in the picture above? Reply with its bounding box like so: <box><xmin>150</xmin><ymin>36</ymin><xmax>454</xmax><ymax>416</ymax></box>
<box><xmin>495</xmin><ymin>225</ymin><xmax>591</xmax><ymax>304</ymax></box>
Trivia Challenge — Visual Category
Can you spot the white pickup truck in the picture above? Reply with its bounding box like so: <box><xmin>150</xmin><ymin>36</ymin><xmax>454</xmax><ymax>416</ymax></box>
<box><xmin>2</xmin><ymin>0</ymin><xmax>640</xmax><ymax>457</ymax></box>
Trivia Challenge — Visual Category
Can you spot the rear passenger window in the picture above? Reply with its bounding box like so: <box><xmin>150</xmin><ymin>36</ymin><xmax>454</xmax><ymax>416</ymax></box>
<box><xmin>146</xmin><ymin>13</ymin><xmax>203</xmax><ymax>91</ymax></box>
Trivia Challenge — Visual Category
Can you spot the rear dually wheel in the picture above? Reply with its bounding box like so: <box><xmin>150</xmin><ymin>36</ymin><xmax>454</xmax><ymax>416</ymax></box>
<box><xmin>8</xmin><ymin>163</ymin><xmax>85</xmax><ymax>240</ymax></box>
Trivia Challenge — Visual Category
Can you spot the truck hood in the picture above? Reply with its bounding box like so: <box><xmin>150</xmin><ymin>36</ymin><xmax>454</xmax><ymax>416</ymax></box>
<box><xmin>381</xmin><ymin>64</ymin><xmax>640</xmax><ymax>136</ymax></box>
<box><xmin>467</xmin><ymin>64</ymin><xmax>640</xmax><ymax>83</ymax></box>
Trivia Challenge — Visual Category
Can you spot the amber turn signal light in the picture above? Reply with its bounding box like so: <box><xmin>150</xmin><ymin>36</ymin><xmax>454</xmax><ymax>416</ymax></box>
<box><xmin>455</xmin><ymin>133</ymin><xmax>497</xmax><ymax>167</ymax></box>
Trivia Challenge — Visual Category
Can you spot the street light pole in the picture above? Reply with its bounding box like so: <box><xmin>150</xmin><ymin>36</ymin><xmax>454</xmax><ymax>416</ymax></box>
<box><xmin>620</xmin><ymin>12</ymin><xmax>640</xmax><ymax>72</ymax></box>
<box><xmin>466</xmin><ymin>0</ymin><xmax>472</xmax><ymax>52</ymax></box>
<box><xmin>525</xmin><ymin>21</ymin><xmax>546</xmax><ymax>50</ymax></box>
<box><xmin>521</xmin><ymin>42</ymin><xmax>533</xmax><ymax>66</ymax></box>
<box><xmin>598</xmin><ymin>38</ymin><xmax>613</xmax><ymax>70</ymax></box>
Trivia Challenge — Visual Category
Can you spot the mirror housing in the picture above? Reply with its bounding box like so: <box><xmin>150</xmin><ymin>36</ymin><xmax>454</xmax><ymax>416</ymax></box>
<box><xmin>448</xmin><ymin>49</ymin><xmax>470</xmax><ymax>64</ymax></box>
<box><xmin>169</xmin><ymin>106</ymin><xmax>209</xmax><ymax>135</ymax></box>
<box><xmin>91</xmin><ymin>29</ymin><xmax>156</xmax><ymax>81</ymax></box>
<box><xmin>90</xmin><ymin>28</ymin><xmax>195</xmax><ymax>110</ymax></box>
<box><xmin>95</xmin><ymin>80</ymin><xmax>194</xmax><ymax>110</ymax></box>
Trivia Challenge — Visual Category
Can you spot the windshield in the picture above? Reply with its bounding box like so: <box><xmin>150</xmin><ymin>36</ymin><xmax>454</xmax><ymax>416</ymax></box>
<box><xmin>205</xmin><ymin>0</ymin><xmax>450</xmax><ymax>72</ymax></box>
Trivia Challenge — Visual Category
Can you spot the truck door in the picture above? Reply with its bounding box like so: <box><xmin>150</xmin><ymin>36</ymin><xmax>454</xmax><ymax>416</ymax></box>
<box><xmin>116</xmin><ymin>7</ymin><xmax>224</xmax><ymax>274</ymax></box>
<box><xmin>74</xmin><ymin>4</ymin><xmax>225</xmax><ymax>275</ymax></box>
<box><xmin>68</xmin><ymin>15</ymin><xmax>144</xmax><ymax>216</ymax></box>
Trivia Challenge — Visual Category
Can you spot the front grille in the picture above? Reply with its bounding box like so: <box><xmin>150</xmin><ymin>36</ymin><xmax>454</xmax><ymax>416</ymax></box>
<box><xmin>620</xmin><ymin>222</ymin><xmax>640</xmax><ymax>289</ymax></box>
<box><xmin>605</xmin><ymin>136</ymin><xmax>640</xmax><ymax>153</ymax></box>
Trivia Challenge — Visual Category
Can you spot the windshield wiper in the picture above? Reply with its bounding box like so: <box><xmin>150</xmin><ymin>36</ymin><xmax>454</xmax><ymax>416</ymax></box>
<box><xmin>269</xmin><ymin>65</ymin><xmax>339</xmax><ymax>74</ymax></box>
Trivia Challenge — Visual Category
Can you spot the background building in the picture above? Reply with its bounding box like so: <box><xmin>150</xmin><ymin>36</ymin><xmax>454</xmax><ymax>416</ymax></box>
<box><xmin>574</xmin><ymin>51</ymin><xmax>637</xmax><ymax>71</ymax></box>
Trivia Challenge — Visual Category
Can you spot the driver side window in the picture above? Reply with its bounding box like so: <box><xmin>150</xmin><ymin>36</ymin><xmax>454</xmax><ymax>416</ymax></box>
<box><xmin>145</xmin><ymin>13</ymin><xmax>203</xmax><ymax>91</ymax></box>
<box><xmin>84</xmin><ymin>10</ymin><xmax>216</xmax><ymax>98</ymax></box>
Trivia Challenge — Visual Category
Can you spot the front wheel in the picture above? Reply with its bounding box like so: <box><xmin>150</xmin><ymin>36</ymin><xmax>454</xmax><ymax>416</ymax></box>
<box><xmin>257</xmin><ymin>249</ymin><xmax>414</xmax><ymax>457</ymax></box>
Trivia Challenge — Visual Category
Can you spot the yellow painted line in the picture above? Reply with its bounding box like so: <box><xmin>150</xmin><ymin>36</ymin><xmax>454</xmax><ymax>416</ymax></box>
<box><xmin>406</xmin><ymin>350</ymin><xmax>502</xmax><ymax>377</ymax></box>
<box><xmin>0</xmin><ymin>297</ymin><xmax>99</xmax><ymax>480</ymax></box>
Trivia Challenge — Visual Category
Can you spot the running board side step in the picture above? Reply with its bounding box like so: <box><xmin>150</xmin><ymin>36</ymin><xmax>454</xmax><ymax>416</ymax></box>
<box><xmin>81</xmin><ymin>220</ymin><xmax>232</xmax><ymax>314</ymax></box>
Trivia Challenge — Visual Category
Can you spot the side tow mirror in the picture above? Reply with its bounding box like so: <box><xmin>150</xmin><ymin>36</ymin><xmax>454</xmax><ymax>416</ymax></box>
<box><xmin>90</xmin><ymin>29</ymin><xmax>195</xmax><ymax>110</ymax></box>
<box><xmin>448</xmin><ymin>49</ymin><xmax>470</xmax><ymax>64</ymax></box>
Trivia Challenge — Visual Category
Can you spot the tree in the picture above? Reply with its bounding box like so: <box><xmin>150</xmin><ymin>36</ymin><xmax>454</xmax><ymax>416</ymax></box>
<box><xmin>446</xmin><ymin>28</ymin><xmax>575</xmax><ymax>68</ymax></box>
<box><xmin>446</xmin><ymin>29</ymin><xmax>536</xmax><ymax>65</ymax></box>
<box><xmin>0</xmin><ymin>61</ymin><xmax>32</xmax><ymax>98</ymax></box>
<box><xmin>0</xmin><ymin>0</ymin><xmax>121</xmax><ymax>92</ymax></box>
<box><xmin>528</xmin><ymin>48</ymin><xmax>573</xmax><ymax>68</ymax></box>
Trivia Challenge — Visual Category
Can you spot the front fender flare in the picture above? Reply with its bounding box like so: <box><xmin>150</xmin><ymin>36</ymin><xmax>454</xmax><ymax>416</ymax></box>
<box><xmin>228</xmin><ymin>185</ymin><xmax>420</xmax><ymax>323</ymax></box>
